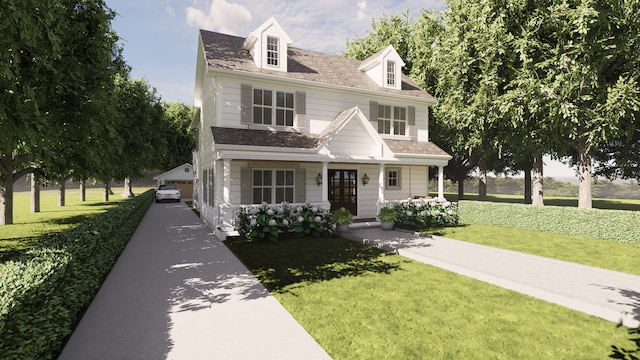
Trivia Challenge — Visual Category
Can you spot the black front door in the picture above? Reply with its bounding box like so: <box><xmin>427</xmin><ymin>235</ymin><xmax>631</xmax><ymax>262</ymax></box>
<box><xmin>329</xmin><ymin>170</ymin><xmax>357</xmax><ymax>216</ymax></box>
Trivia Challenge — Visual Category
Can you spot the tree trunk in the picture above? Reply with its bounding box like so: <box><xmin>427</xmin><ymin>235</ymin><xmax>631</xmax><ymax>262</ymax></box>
<box><xmin>79</xmin><ymin>180</ymin><xmax>86</xmax><ymax>202</ymax></box>
<box><xmin>532</xmin><ymin>152</ymin><xmax>544</xmax><ymax>206</ymax></box>
<box><xmin>31</xmin><ymin>173</ymin><xmax>40</xmax><ymax>213</ymax></box>
<box><xmin>523</xmin><ymin>162</ymin><xmax>532</xmax><ymax>204</ymax></box>
<box><xmin>0</xmin><ymin>175</ymin><xmax>14</xmax><ymax>225</ymax></box>
<box><xmin>457</xmin><ymin>180</ymin><xmax>464</xmax><ymax>200</ymax></box>
<box><xmin>478</xmin><ymin>160</ymin><xmax>487</xmax><ymax>200</ymax></box>
<box><xmin>577</xmin><ymin>148</ymin><xmax>593</xmax><ymax>209</ymax></box>
<box><xmin>103</xmin><ymin>181</ymin><xmax>110</xmax><ymax>202</ymax></box>
<box><xmin>121</xmin><ymin>177</ymin><xmax>135</xmax><ymax>198</ymax></box>
<box><xmin>58</xmin><ymin>177</ymin><xmax>66</xmax><ymax>207</ymax></box>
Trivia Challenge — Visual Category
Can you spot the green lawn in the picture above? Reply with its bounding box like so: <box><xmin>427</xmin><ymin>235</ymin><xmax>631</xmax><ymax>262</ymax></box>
<box><xmin>426</xmin><ymin>223</ymin><xmax>640</xmax><ymax>275</ymax></box>
<box><xmin>0</xmin><ymin>188</ymin><xmax>151</xmax><ymax>261</ymax></box>
<box><xmin>443</xmin><ymin>192</ymin><xmax>640</xmax><ymax>211</ymax></box>
<box><xmin>226</xmin><ymin>235</ymin><xmax>636</xmax><ymax>359</ymax></box>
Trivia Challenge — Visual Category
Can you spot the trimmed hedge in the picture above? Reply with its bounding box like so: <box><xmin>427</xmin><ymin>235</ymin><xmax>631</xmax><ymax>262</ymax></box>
<box><xmin>0</xmin><ymin>190</ymin><xmax>153</xmax><ymax>359</ymax></box>
<box><xmin>459</xmin><ymin>200</ymin><xmax>640</xmax><ymax>244</ymax></box>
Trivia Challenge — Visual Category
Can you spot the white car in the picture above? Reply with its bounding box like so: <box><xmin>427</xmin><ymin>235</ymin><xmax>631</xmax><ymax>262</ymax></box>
<box><xmin>155</xmin><ymin>184</ymin><xmax>181</xmax><ymax>203</ymax></box>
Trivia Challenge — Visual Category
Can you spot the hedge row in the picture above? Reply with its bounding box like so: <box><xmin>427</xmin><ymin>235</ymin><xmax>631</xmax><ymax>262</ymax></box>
<box><xmin>0</xmin><ymin>190</ymin><xmax>153</xmax><ymax>359</ymax></box>
<box><xmin>458</xmin><ymin>200</ymin><xmax>640</xmax><ymax>244</ymax></box>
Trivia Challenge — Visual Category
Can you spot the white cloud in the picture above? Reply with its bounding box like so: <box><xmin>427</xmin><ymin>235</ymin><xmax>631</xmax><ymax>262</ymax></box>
<box><xmin>357</xmin><ymin>0</ymin><xmax>367</xmax><ymax>20</ymax></box>
<box><xmin>165</xmin><ymin>6</ymin><xmax>176</xmax><ymax>17</ymax></box>
<box><xmin>185</xmin><ymin>0</ymin><xmax>252</xmax><ymax>34</ymax></box>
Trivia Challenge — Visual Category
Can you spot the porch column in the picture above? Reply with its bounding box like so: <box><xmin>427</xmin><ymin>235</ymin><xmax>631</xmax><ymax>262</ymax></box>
<box><xmin>425</xmin><ymin>166</ymin><xmax>430</xmax><ymax>196</ymax></box>
<box><xmin>321</xmin><ymin>162</ymin><xmax>328</xmax><ymax>202</ymax></box>
<box><xmin>438</xmin><ymin>165</ymin><xmax>445</xmax><ymax>200</ymax></box>
<box><xmin>378</xmin><ymin>163</ymin><xmax>385</xmax><ymax>201</ymax></box>
<box><xmin>223</xmin><ymin>159</ymin><xmax>231</xmax><ymax>204</ymax></box>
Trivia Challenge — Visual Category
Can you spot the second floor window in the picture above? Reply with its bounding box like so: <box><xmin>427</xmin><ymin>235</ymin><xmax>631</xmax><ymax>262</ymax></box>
<box><xmin>378</xmin><ymin>104</ymin><xmax>406</xmax><ymax>136</ymax></box>
<box><xmin>253</xmin><ymin>88</ymin><xmax>294</xmax><ymax>126</ymax></box>
<box><xmin>387</xmin><ymin>61</ymin><xmax>396</xmax><ymax>86</ymax></box>
<box><xmin>267</xmin><ymin>36</ymin><xmax>279</xmax><ymax>66</ymax></box>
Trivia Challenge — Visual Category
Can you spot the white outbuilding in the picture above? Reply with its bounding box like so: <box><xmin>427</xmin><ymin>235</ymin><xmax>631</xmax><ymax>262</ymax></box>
<box><xmin>153</xmin><ymin>163</ymin><xmax>194</xmax><ymax>198</ymax></box>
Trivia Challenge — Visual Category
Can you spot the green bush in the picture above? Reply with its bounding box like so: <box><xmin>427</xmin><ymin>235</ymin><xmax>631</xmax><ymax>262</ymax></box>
<box><xmin>0</xmin><ymin>190</ymin><xmax>153</xmax><ymax>359</ymax></box>
<box><xmin>459</xmin><ymin>200</ymin><xmax>640</xmax><ymax>244</ymax></box>
<box><xmin>389</xmin><ymin>199</ymin><xmax>460</xmax><ymax>229</ymax></box>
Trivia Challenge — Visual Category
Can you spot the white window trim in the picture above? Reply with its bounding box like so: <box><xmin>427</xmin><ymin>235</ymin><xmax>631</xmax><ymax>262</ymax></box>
<box><xmin>266</xmin><ymin>36</ymin><xmax>279</xmax><ymax>67</ymax></box>
<box><xmin>386</xmin><ymin>167</ymin><xmax>401</xmax><ymax>190</ymax></box>
<box><xmin>378</xmin><ymin>104</ymin><xmax>407</xmax><ymax>136</ymax></box>
<box><xmin>252</xmin><ymin>169</ymin><xmax>295</xmax><ymax>204</ymax></box>
<box><xmin>252</xmin><ymin>88</ymin><xmax>295</xmax><ymax>127</ymax></box>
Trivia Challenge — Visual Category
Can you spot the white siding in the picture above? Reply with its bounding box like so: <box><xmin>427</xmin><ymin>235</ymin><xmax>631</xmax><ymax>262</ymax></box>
<box><xmin>328</xmin><ymin>119</ymin><xmax>378</xmax><ymax>156</ymax></box>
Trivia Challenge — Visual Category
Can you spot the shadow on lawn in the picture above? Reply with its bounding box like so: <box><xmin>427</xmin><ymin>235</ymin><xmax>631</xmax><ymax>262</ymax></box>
<box><xmin>610</xmin><ymin>327</ymin><xmax>640</xmax><ymax>359</ymax></box>
<box><xmin>224</xmin><ymin>235</ymin><xmax>403</xmax><ymax>294</ymax></box>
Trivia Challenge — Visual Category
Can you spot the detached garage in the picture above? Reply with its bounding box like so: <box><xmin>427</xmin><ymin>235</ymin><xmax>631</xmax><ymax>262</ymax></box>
<box><xmin>153</xmin><ymin>163</ymin><xmax>194</xmax><ymax>198</ymax></box>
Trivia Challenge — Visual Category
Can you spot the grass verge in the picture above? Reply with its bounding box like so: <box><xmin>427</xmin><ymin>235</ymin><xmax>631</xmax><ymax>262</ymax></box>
<box><xmin>225</xmin><ymin>235</ymin><xmax>634</xmax><ymax>359</ymax></box>
<box><xmin>425</xmin><ymin>223</ymin><xmax>640</xmax><ymax>275</ymax></box>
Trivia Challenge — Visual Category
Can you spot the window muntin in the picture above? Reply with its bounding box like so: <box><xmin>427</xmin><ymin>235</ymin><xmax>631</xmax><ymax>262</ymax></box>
<box><xmin>253</xmin><ymin>88</ymin><xmax>294</xmax><ymax>126</ymax></box>
<box><xmin>252</xmin><ymin>169</ymin><xmax>294</xmax><ymax>204</ymax></box>
<box><xmin>267</xmin><ymin>36</ymin><xmax>279</xmax><ymax>66</ymax></box>
<box><xmin>377</xmin><ymin>104</ymin><xmax>406</xmax><ymax>135</ymax></box>
<box><xmin>386</xmin><ymin>61</ymin><xmax>396</xmax><ymax>86</ymax></box>
<box><xmin>386</xmin><ymin>168</ymin><xmax>401</xmax><ymax>190</ymax></box>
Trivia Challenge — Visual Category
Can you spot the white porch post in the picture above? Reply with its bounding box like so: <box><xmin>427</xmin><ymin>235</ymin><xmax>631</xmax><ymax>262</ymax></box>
<box><xmin>438</xmin><ymin>165</ymin><xmax>445</xmax><ymax>200</ymax></box>
<box><xmin>223</xmin><ymin>159</ymin><xmax>231</xmax><ymax>204</ymax></box>
<box><xmin>378</xmin><ymin>163</ymin><xmax>385</xmax><ymax>201</ymax></box>
<box><xmin>425</xmin><ymin>166</ymin><xmax>430</xmax><ymax>196</ymax></box>
<box><xmin>321</xmin><ymin>162</ymin><xmax>328</xmax><ymax>202</ymax></box>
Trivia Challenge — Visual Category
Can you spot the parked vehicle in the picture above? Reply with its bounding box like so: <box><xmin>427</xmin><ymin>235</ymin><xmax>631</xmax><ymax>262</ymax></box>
<box><xmin>155</xmin><ymin>184</ymin><xmax>181</xmax><ymax>203</ymax></box>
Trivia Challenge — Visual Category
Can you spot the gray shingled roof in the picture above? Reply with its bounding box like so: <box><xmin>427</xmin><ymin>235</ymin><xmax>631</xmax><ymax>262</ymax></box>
<box><xmin>211</xmin><ymin>126</ymin><xmax>449</xmax><ymax>158</ymax></box>
<box><xmin>200</xmin><ymin>30</ymin><xmax>436</xmax><ymax>101</ymax></box>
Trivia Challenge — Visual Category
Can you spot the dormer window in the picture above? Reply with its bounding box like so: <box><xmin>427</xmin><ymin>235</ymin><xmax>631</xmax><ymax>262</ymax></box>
<box><xmin>267</xmin><ymin>36</ymin><xmax>279</xmax><ymax>67</ymax></box>
<box><xmin>386</xmin><ymin>61</ymin><xmax>396</xmax><ymax>86</ymax></box>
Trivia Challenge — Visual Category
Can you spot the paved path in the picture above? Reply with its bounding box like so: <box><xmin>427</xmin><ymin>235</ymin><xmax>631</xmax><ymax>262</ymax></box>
<box><xmin>58</xmin><ymin>200</ymin><xmax>331</xmax><ymax>360</ymax></box>
<box><xmin>343</xmin><ymin>225</ymin><xmax>640</xmax><ymax>329</ymax></box>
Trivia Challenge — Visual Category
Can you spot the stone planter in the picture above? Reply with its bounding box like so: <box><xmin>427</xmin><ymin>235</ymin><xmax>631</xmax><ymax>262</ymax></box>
<box><xmin>336</xmin><ymin>223</ymin><xmax>350</xmax><ymax>232</ymax></box>
<box><xmin>380</xmin><ymin>220</ymin><xmax>394</xmax><ymax>230</ymax></box>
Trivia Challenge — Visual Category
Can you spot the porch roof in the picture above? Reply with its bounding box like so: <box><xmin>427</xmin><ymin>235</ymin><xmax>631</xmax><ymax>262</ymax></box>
<box><xmin>210</xmin><ymin>126</ymin><xmax>450</xmax><ymax>158</ymax></box>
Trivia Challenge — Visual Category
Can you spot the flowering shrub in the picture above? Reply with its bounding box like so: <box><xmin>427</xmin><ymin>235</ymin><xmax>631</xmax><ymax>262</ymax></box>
<box><xmin>236</xmin><ymin>202</ymin><xmax>334</xmax><ymax>241</ymax></box>
<box><xmin>389</xmin><ymin>199</ymin><xmax>459</xmax><ymax>229</ymax></box>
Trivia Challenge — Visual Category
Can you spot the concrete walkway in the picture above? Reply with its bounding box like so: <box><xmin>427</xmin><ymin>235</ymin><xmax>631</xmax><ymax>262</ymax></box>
<box><xmin>58</xmin><ymin>200</ymin><xmax>331</xmax><ymax>360</ymax></box>
<box><xmin>342</xmin><ymin>224</ymin><xmax>640</xmax><ymax>329</ymax></box>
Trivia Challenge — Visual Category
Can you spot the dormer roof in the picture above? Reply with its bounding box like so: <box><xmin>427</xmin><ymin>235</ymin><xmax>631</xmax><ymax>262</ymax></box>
<box><xmin>241</xmin><ymin>17</ymin><xmax>292</xmax><ymax>73</ymax></box>
<box><xmin>358</xmin><ymin>45</ymin><xmax>404</xmax><ymax>90</ymax></box>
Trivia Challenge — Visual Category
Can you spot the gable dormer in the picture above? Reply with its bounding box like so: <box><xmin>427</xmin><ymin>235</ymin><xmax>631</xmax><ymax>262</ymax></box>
<box><xmin>358</xmin><ymin>45</ymin><xmax>404</xmax><ymax>90</ymax></box>
<box><xmin>242</xmin><ymin>17</ymin><xmax>292</xmax><ymax>73</ymax></box>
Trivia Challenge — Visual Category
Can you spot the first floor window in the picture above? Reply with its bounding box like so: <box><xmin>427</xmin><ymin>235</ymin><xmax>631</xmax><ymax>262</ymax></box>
<box><xmin>386</xmin><ymin>168</ymin><xmax>401</xmax><ymax>189</ymax></box>
<box><xmin>253</xmin><ymin>169</ymin><xmax>294</xmax><ymax>204</ymax></box>
<box><xmin>378</xmin><ymin>104</ymin><xmax>406</xmax><ymax>135</ymax></box>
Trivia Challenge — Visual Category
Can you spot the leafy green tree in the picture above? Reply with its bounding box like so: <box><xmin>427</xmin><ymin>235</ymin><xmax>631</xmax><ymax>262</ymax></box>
<box><xmin>0</xmin><ymin>0</ymin><xmax>120</xmax><ymax>224</ymax></box>
<box><xmin>531</xmin><ymin>0</ymin><xmax>640</xmax><ymax>208</ymax></box>
<box><xmin>158</xmin><ymin>102</ymin><xmax>196</xmax><ymax>170</ymax></box>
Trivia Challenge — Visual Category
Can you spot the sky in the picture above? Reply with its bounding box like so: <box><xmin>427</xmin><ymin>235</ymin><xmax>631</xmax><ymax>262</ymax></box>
<box><xmin>106</xmin><ymin>0</ymin><xmax>578</xmax><ymax>178</ymax></box>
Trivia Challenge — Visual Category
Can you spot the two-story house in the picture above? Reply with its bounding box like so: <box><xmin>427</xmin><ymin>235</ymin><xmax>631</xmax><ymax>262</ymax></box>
<box><xmin>192</xmin><ymin>17</ymin><xmax>451</xmax><ymax>239</ymax></box>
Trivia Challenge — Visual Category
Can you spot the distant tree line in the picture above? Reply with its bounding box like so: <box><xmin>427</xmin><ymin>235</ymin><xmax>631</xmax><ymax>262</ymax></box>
<box><xmin>344</xmin><ymin>0</ymin><xmax>640</xmax><ymax>209</ymax></box>
<box><xmin>440</xmin><ymin>177</ymin><xmax>640</xmax><ymax>200</ymax></box>
<box><xmin>0</xmin><ymin>0</ymin><xmax>195</xmax><ymax>225</ymax></box>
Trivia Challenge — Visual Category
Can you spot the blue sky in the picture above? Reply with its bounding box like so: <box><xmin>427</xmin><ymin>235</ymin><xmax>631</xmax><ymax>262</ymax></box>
<box><xmin>107</xmin><ymin>0</ymin><xmax>577</xmax><ymax>178</ymax></box>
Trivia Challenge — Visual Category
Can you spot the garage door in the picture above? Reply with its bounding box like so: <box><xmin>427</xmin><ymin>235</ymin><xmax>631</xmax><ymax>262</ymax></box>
<box><xmin>166</xmin><ymin>180</ymin><xmax>193</xmax><ymax>198</ymax></box>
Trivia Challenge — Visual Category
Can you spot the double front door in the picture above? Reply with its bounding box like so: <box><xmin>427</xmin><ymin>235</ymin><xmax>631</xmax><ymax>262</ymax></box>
<box><xmin>329</xmin><ymin>169</ymin><xmax>357</xmax><ymax>216</ymax></box>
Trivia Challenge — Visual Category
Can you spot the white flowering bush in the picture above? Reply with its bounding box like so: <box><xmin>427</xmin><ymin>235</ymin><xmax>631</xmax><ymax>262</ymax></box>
<box><xmin>236</xmin><ymin>202</ymin><xmax>334</xmax><ymax>241</ymax></box>
<box><xmin>390</xmin><ymin>198</ymin><xmax>459</xmax><ymax>229</ymax></box>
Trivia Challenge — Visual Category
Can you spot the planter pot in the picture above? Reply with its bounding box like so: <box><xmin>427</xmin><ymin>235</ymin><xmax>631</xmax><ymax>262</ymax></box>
<box><xmin>380</xmin><ymin>221</ymin><xmax>394</xmax><ymax>230</ymax></box>
<box><xmin>336</xmin><ymin>223</ymin><xmax>350</xmax><ymax>232</ymax></box>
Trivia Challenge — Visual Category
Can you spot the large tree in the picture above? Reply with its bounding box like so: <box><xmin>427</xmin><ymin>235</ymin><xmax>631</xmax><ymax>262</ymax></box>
<box><xmin>0</xmin><ymin>0</ymin><xmax>121</xmax><ymax>224</ymax></box>
<box><xmin>532</xmin><ymin>0</ymin><xmax>640</xmax><ymax>208</ymax></box>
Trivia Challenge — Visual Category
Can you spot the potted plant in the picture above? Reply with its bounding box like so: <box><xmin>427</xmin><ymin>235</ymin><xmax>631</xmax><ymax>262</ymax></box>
<box><xmin>377</xmin><ymin>206</ymin><xmax>397</xmax><ymax>230</ymax></box>
<box><xmin>333</xmin><ymin>207</ymin><xmax>353</xmax><ymax>232</ymax></box>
